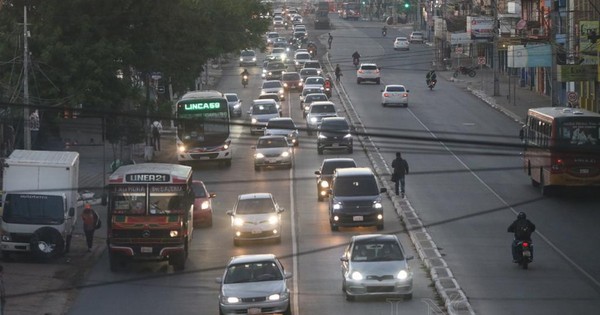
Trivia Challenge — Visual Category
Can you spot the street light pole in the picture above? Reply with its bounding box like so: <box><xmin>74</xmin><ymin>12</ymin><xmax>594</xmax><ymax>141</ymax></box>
<box><xmin>492</xmin><ymin>0</ymin><xmax>500</xmax><ymax>96</ymax></box>
<box><xmin>23</xmin><ymin>5</ymin><xmax>31</xmax><ymax>150</ymax></box>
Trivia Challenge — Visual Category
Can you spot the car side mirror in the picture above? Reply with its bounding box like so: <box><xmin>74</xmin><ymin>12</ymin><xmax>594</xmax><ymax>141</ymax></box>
<box><xmin>314</xmin><ymin>170</ymin><xmax>321</xmax><ymax>175</ymax></box>
<box><xmin>406</xmin><ymin>90</ymin><xmax>410</xmax><ymax>93</ymax></box>
<box><xmin>278</xmin><ymin>207</ymin><xmax>286</xmax><ymax>213</ymax></box>
<box><xmin>226</xmin><ymin>210</ymin><xmax>233</xmax><ymax>216</ymax></box>
<box><xmin>284</xmin><ymin>271</ymin><xmax>293</xmax><ymax>279</ymax></box>
<box><xmin>340</xmin><ymin>256</ymin><xmax>348</xmax><ymax>262</ymax></box>
<box><xmin>519</xmin><ymin>127</ymin><xmax>525</xmax><ymax>140</ymax></box>
<box><xmin>380</xmin><ymin>187</ymin><xmax>387</xmax><ymax>193</ymax></box>
<box><xmin>209</xmin><ymin>193</ymin><xmax>216</xmax><ymax>198</ymax></box>
<box><xmin>215</xmin><ymin>277</ymin><xmax>222</xmax><ymax>284</ymax></box>
<box><xmin>380</xmin><ymin>89</ymin><xmax>384</xmax><ymax>92</ymax></box>
<box><xmin>68</xmin><ymin>207</ymin><xmax>75</xmax><ymax>217</ymax></box>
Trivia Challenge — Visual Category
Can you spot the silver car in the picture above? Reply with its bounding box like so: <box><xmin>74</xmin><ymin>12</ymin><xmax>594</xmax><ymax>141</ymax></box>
<box><xmin>248</xmin><ymin>100</ymin><xmax>280</xmax><ymax>135</ymax></box>
<box><xmin>216</xmin><ymin>254</ymin><xmax>292</xmax><ymax>315</ymax></box>
<box><xmin>264</xmin><ymin>117</ymin><xmax>300</xmax><ymax>146</ymax></box>
<box><xmin>341</xmin><ymin>234</ymin><xmax>414</xmax><ymax>301</ymax></box>
<box><xmin>305</xmin><ymin>101</ymin><xmax>338</xmax><ymax>135</ymax></box>
<box><xmin>224</xmin><ymin>93</ymin><xmax>242</xmax><ymax>117</ymax></box>
<box><xmin>226</xmin><ymin>193</ymin><xmax>285</xmax><ymax>244</ymax></box>
<box><xmin>253</xmin><ymin>136</ymin><xmax>294</xmax><ymax>170</ymax></box>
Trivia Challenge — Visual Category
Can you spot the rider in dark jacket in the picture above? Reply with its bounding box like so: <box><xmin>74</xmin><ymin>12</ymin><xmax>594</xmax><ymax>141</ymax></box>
<box><xmin>507</xmin><ymin>212</ymin><xmax>536</xmax><ymax>261</ymax></box>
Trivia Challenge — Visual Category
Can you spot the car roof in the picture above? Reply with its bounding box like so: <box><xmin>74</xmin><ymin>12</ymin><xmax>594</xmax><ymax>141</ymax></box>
<box><xmin>352</xmin><ymin>234</ymin><xmax>399</xmax><ymax>243</ymax></box>
<box><xmin>305</xmin><ymin>76</ymin><xmax>323</xmax><ymax>81</ymax></box>
<box><xmin>306</xmin><ymin>92</ymin><xmax>327</xmax><ymax>97</ymax></box>
<box><xmin>268</xmin><ymin>117</ymin><xmax>294</xmax><ymax>123</ymax></box>
<box><xmin>323</xmin><ymin>158</ymin><xmax>356</xmax><ymax>165</ymax></box>
<box><xmin>252</xmin><ymin>99</ymin><xmax>277</xmax><ymax>105</ymax></box>
<box><xmin>385</xmin><ymin>84</ymin><xmax>406</xmax><ymax>89</ymax></box>
<box><xmin>223</xmin><ymin>92</ymin><xmax>238</xmax><ymax>97</ymax></box>
<box><xmin>229</xmin><ymin>254</ymin><xmax>277</xmax><ymax>265</ymax></box>
<box><xmin>335</xmin><ymin>167</ymin><xmax>373</xmax><ymax>177</ymax></box>
<box><xmin>263</xmin><ymin>80</ymin><xmax>282</xmax><ymax>84</ymax></box>
<box><xmin>309</xmin><ymin>101</ymin><xmax>335</xmax><ymax>106</ymax></box>
<box><xmin>321</xmin><ymin>117</ymin><xmax>346</xmax><ymax>123</ymax></box>
<box><xmin>360</xmin><ymin>63</ymin><xmax>378</xmax><ymax>67</ymax></box>
<box><xmin>395</xmin><ymin>37</ymin><xmax>408</xmax><ymax>40</ymax></box>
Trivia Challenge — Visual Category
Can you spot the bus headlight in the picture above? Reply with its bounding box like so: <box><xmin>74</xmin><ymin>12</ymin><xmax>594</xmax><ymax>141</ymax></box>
<box><xmin>320</xmin><ymin>181</ymin><xmax>329</xmax><ymax>188</ymax></box>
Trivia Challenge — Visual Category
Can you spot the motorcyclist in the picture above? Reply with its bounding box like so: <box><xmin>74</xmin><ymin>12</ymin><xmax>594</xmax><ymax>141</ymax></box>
<box><xmin>241</xmin><ymin>69</ymin><xmax>249</xmax><ymax>87</ymax></box>
<box><xmin>241</xmin><ymin>69</ymin><xmax>249</xmax><ymax>77</ymax></box>
<box><xmin>507</xmin><ymin>212</ymin><xmax>536</xmax><ymax>262</ymax></box>
<box><xmin>334</xmin><ymin>64</ymin><xmax>342</xmax><ymax>82</ymax></box>
<box><xmin>382</xmin><ymin>25</ymin><xmax>387</xmax><ymax>36</ymax></box>
<box><xmin>352</xmin><ymin>51</ymin><xmax>361</xmax><ymax>66</ymax></box>
<box><xmin>426</xmin><ymin>70</ymin><xmax>437</xmax><ymax>85</ymax></box>
<box><xmin>324</xmin><ymin>75</ymin><xmax>332</xmax><ymax>96</ymax></box>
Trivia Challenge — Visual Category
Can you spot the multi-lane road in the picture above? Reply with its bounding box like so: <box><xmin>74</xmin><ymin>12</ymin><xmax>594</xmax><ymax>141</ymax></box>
<box><xmin>68</xmin><ymin>16</ymin><xmax>600</xmax><ymax>315</ymax></box>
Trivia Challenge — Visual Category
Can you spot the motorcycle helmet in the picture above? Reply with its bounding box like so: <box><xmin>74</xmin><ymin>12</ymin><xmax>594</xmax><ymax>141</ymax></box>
<box><xmin>517</xmin><ymin>212</ymin><xmax>526</xmax><ymax>220</ymax></box>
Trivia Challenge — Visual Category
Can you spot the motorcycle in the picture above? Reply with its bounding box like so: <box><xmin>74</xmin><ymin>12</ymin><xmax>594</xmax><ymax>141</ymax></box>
<box><xmin>382</xmin><ymin>29</ymin><xmax>387</xmax><ymax>37</ymax></box>
<box><xmin>242</xmin><ymin>75</ymin><xmax>249</xmax><ymax>88</ymax></box>
<box><xmin>453</xmin><ymin>66</ymin><xmax>477</xmax><ymax>78</ymax></box>
<box><xmin>513</xmin><ymin>240</ymin><xmax>533</xmax><ymax>269</ymax></box>
<box><xmin>353</xmin><ymin>58</ymin><xmax>360</xmax><ymax>69</ymax></box>
<box><xmin>427</xmin><ymin>79</ymin><xmax>437</xmax><ymax>90</ymax></box>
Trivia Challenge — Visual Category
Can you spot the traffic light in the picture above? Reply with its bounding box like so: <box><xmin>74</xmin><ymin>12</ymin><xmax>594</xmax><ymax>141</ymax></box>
<box><xmin>404</xmin><ymin>1</ymin><xmax>410</xmax><ymax>9</ymax></box>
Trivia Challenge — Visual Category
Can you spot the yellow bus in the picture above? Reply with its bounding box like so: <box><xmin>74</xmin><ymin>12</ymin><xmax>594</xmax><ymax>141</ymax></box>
<box><xmin>521</xmin><ymin>107</ymin><xmax>600</xmax><ymax>195</ymax></box>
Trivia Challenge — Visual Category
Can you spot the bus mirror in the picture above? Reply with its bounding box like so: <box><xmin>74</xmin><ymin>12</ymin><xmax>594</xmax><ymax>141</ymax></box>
<box><xmin>519</xmin><ymin>127</ymin><xmax>525</xmax><ymax>140</ymax></box>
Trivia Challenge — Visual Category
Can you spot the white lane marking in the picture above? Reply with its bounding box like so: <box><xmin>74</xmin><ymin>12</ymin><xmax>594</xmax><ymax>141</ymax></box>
<box><xmin>406</xmin><ymin>108</ymin><xmax>600</xmax><ymax>290</ymax></box>
<box><xmin>290</xmin><ymin>163</ymin><xmax>300</xmax><ymax>314</ymax></box>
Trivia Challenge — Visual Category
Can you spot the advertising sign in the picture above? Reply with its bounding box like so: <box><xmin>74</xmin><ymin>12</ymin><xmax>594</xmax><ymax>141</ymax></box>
<box><xmin>507</xmin><ymin>44</ymin><xmax>552</xmax><ymax>68</ymax></box>
<box><xmin>557</xmin><ymin>65</ymin><xmax>597</xmax><ymax>82</ymax></box>
<box><xmin>449</xmin><ymin>32</ymin><xmax>471</xmax><ymax>45</ymax></box>
<box><xmin>467</xmin><ymin>16</ymin><xmax>494</xmax><ymax>39</ymax></box>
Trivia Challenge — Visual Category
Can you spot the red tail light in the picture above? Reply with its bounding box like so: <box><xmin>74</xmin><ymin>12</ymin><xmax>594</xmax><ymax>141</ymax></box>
<box><xmin>522</xmin><ymin>242</ymin><xmax>529</xmax><ymax>247</ymax></box>
<box><xmin>383</xmin><ymin>93</ymin><xmax>390</xmax><ymax>97</ymax></box>
<box><xmin>550</xmin><ymin>157</ymin><xmax>565</xmax><ymax>173</ymax></box>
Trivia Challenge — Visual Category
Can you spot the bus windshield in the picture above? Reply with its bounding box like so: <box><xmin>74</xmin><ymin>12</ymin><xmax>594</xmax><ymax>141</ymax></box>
<box><xmin>110</xmin><ymin>185</ymin><xmax>188</xmax><ymax>215</ymax></box>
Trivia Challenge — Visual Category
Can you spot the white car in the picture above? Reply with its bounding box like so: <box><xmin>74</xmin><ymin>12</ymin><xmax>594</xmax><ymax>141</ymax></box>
<box><xmin>393</xmin><ymin>37</ymin><xmax>410</xmax><ymax>50</ymax></box>
<box><xmin>248</xmin><ymin>99</ymin><xmax>280</xmax><ymax>135</ymax></box>
<box><xmin>305</xmin><ymin>101</ymin><xmax>338</xmax><ymax>135</ymax></box>
<box><xmin>253</xmin><ymin>136</ymin><xmax>294</xmax><ymax>170</ymax></box>
<box><xmin>271</xmin><ymin>47</ymin><xmax>288</xmax><ymax>63</ymax></box>
<box><xmin>302</xmin><ymin>93</ymin><xmax>329</xmax><ymax>118</ymax></box>
<box><xmin>303</xmin><ymin>76</ymin><xmax>325</xmax><ymax>88</ymax></box>
<box><xmin>226</xmin><ymin>193</ymin><xmax>285</xmax><ymax>244</ymax></box>
<box><xmin>261</xmin><ymin>80</ymin><xmax>285</xmax><ymax>100</ymax></box>
<box><xmin>273</xmin><ymin>16</ymin><xmax>284</xmax><ymax>27</ymax></box>
<box><xmin>265</xmin><ymin>117</ymin><xmax>299</xmax><ymax>146</ymax></box>
<box><xmin>239</xmin><ymin>49</ymin><xmax>257</xmax><ymax>66</ymax></box>
<box><xmin>266</xmin><ymin>32</ymin><xmax>280</xmax><ymax>44</ymax></box>
<box><xmin>299</xmin><ymin>84</ymin><xmax>325</xmax><ymax>106</ymax></box>
<box><xmin>224</xmin><ymin>93</ymin><xmax>242</xmax><ymax>117</ymax></box>
<box><xmin>294</xmin><ymin>52</ymin><xmax>312</xmax><ymax>70</ymax></box>
<box><xmin>302</xmin><ymin>61</ymin><xmax>323</xmax><ymax>75</ymax></box>
<box><xmin>356</xmin><ymin>63</ymin><xmax>381</xmax><ymax>85</ymax></box>
<box><xmin>299</xmin><ymin>68</ymin><xmax>320</xmax><ymax>82</ymax></box>
<box><xmin>381</xmin><ymin>84</ymin><xmax>409</xmax><ymax>107</ymax></box>
<box><xmin>409</xmin><ymin>31</ymin><xmax>424</xmax><ymax>43</ymax></box>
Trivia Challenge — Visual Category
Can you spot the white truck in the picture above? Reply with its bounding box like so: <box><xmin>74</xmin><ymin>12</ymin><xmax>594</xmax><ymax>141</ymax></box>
<box><xmin>0</xmin><ymin>150</ymin><xmax>80</xmax><ymax>261</ymax></box>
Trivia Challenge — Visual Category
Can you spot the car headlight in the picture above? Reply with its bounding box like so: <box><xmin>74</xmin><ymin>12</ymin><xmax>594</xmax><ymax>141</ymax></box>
<box><xmin>318</xmin><ymin>134</ymin><xmax>327</xmax><ymax>139</ymax></box>
<box><xmin>279</xmin><ymin>89</ymin><xmax>284</xmax><ymax>94</ymax></box>
<box><xmin>251</xmin><ymin>118</ymin><xmax>257</xmax><ymax>124</ymax></box>
<box><xmin>233</xmin><ymin>217</ymin><xmax>244</xmax><ymax>226</ymax></box>
<box><xmin>333</xmin><ymin>202</ymin><xmax>342</xmax><ymax>210</ymax></box>
<box><xmin>304</xmin><ymin>105</ymin><xmax>309</xmax><ymax>111</ymax></box>
<box><xmin>268</xmin><ymin>215</ymin><xmax>279</xmax><ymax>225</ymax></box>
<box><xmin>298</xmin><ymin>82</ymin><xmax>303</xmax><ymax>86</ymax></box>
<box><xmin>310</xmin><ymin>117</ymin><xmax>317</xmax><ymax>123</ymax></box>
<box><xmin>263</xmin><ymin>69</ymin><xmax>267</xmax><ymax>73</ymax></box>
<box><xmin>255</xmin><ymin>152</ymin><xmax>265</xmax><ymax>159</ymax></box>
<box><xmin>344</xmin><ymin>133</ymin><xmax>352</xmax><ymax>138</ymax></box>
<box><xmin>233</xmin><ymin>103</ymin><xmax>241</xmax><ymax>109</ymax></box>
<box><xmin>239</xmin><ymin>57</ymin><xmax>243</xmax><ymax>62</ymax></box>
<box><xmin>226</xmin><ymin>296</ymin><xmax>240</xmax><ymax>304</ymax></box>
<box><xmin>201</xmin><ymin>201</ymin><xmax>210</xmax><ymax>210</ymax></box>
<box><xmin>283</xmin><ymin>83</ymin><xmax>288</xmax><ymax>87</ymax></box>
<box><xmin>177</xmin><ymin>145</ymin><xmax>186</xmax><ymax>153</ymax></box>
<box><xmin>252</xmin><ymin>57</ymin><xmax>256</xmax><ymax>61</ymax></box>
<box><xmin>268</xmin><ymin>294</ymin><xmax>281</xmax><ymax>301</ymax></box>
<box><xmin>351</xmin><ymin>271</ymin><xmax>363</xmax><ymax>280</ymax></box>
<box><xmin>281</xmin><ymin>151</ymin><xmax>290</xmax><ymax>157</ymax></box>
<box><xmin>320</xmin><ymin>180</ymin><xmax>329</xmax><ymax>188</ymax></box>
<box><xmin>373</xmin><ymin>201</ymin><xmax>382</xmax><ymax>209</ymax></box>
<box><xmin>397</xmin><ymin>270</ymin><xmax>409</xmax><ymax>280</ymax></box>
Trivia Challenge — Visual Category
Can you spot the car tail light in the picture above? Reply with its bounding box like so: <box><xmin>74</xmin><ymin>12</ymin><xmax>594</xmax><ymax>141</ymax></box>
<box><xmin>358</xmin><ymin>70</ymin><xmax>364</xmax><ymax>74</ymax></box>
<box><xmin>522</xmin><ymin>242</ymin><xmax>529</xmax><ymax>248</ymax></box>
<box><xmin>375</xmin><ymin>69</ymin><xmax>380</xmax><ymax>74</ymax></box>
<box><xmin>383</xmin><ymin>93</ymin><xmax>390</xmax><ymax>97</ymax></box>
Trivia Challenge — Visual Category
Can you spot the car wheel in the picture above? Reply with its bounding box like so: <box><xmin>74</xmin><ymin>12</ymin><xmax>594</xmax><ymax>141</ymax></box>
<box><xmin>318</xmin><ymin>195</ymin><xmax>324</xmax><ymax>202</ymax></box>
<box><xmin>275</xmin><ymin>236</ymin><xmax>282</xmax><ymax>244</ymax></box>
<box><xmin>233</xmin><ymin>239</ymin><xmax>240</xmax><ymax>247</ymax></box>
<box><xmin>404</xmin><ymin>103</ymin><xmax>408</xmax><ymax>108</ymax></box>
<box><xmin>30</xmin><ymin>227</ymin><xmax>64</xmax><ymax>262</ymax></box>
<box><xmin>254</xmin><ymin>165</ymin><xmax>260</xmax><ymax>171</ymax></box>
<box><xmin>282</xmin><ymin>304</ymin><xmax>292</xmax><ymax>315</ymax></box>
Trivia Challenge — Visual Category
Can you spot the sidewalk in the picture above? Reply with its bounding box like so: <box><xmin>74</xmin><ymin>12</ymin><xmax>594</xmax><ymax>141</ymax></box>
<box><xmin>438</xmin><ymin>66</ymin><xmax>552</xmax><ymax>123</ymax></box>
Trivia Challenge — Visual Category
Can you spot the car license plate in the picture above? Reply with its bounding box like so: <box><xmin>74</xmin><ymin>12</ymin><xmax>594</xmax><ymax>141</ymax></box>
<box><xmin>252</xmin><ymin>229</ymin><xmax>262</xmax><ymax>234</ymax></box>
<box><xmin>141</xmin><ymin>246</ymin><xmax>152</xmax><ymax>253</ymax></box>
<box><xmin>353</xmin><ymin>216</ymin><xmax>364</xmax><ymax>221</ymax></box>
<box><xmin>248</xmin><ymin>308</ymin><xmax>261</xmax><ymax>315</ymax></box>
<box><xmin>267</xmin><ymin>158</ymin><xmax>277</xmax><ymax>163</ymax></box>
<box><xmin>580</xmin><ymin>168</ymin><xmax>590</xmax><ymax>174</ymax></box>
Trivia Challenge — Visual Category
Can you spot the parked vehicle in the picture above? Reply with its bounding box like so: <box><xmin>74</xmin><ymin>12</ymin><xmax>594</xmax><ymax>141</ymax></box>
<box><xmin>453</xmin><ymin>66</ymin><xmax>477</xmax><ymax>78</ymax></box>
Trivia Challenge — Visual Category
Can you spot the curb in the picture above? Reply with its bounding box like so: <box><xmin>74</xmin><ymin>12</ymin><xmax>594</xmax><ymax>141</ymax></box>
<box><xmin>325</xmin><ymin>50</ymin><xmax>476</xmax><ymax>315</ymax></box>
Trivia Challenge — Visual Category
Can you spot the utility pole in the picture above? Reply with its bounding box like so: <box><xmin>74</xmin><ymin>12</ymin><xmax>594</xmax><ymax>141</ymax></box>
<box><xmin>492</xmin><ymin>0</ymin><xmax>500</xmax><ymax>96</ymax></box>
<box><xmin>23</xmin><ymin>6</ymin><xmax>31</xmax><ymax>150</ymax></box>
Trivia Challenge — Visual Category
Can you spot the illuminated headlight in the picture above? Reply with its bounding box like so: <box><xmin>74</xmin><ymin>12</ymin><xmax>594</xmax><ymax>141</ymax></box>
<box><xmin>317</xmin><ymin>69</ymin><xmax>322</xmax><ymax>75</ymax></box>
<box><xmin>201</xmin><ymin>201</ymin><xmax>210</xmax><ymax>210</ymax></box>
<box><xmin>377</xmin><ymin>213</ymin><xmax>383</xmax><ymax>220</ymax></box>
<box><xmin>286</xmin><ymin>47</ymin><xmax>290</xmax><ymax>52</ymax></box>
<box><xmin>320</xmin><ymin>181</ymin><xmax>329</xmax><ymax>188</ymax></box>
<box><xmin>344</xmin><ymin>133</ymin><xmax>352</xmax><ymax>138</ymax></box>
<box><xmin>268</xmin><ymin>294</ymin><xmax>281</xmax><ymax>301</ymax></box>
<box><xmin>226</xmin><ymin>296</ymin><xmax>240</xmax><ymax>304</ymax></box>
<box><xmin>283</xmin><ymin>83</ymin><xmax>288</xmax><ymax>87</ymax></box>
<box><xmin>233</xmin><ymin>217</ymin><xmax>244</xmax><ymax>226</ymax></box>
<box><xmin>268</xmin><ymin>216</ymin><xmax>279</xmax><ymax>225</ymax></box>
<box><xmin>169</xmin><ymin>230</ymin><xmax>179</xmax><ymax>237</ymax></box>
<box><xmin>268</xmin><ymin>71</ymin><xmax>273</xmax><ymax>76</ymax></box>
<box><xmin>333</xmin><ymin>202</ymin><xmax>342</xmax><ymax>210</ymax></box>
<box><xmin>262</xmin><ymin>69</ymin><xmax>267</xmax><ymax>74</ymax></box>
<box><xmin>295</xmin><ymin>61</ymin><xmax>300</xmax><ymax>66</ymax></box>
<box><xmin>239</xmin><ymin>57</ymin><xmax>243</xmax><ymax>62</ymax></box>
<box><xmin>233</xmin><ymin>103</ymin><xmax>241</xmax><ymax>109</ymax></box>
<box><xmin>177</xmin><ymin>145</ymin><xmax>186</xmax><ymax>153</ymax></box>
<box><xmin>298</xmin><ymin>82</ymin><xmax>303</xmax><ymax>86</ymax></box>
<box><xmin>281</xmin><ymin>151</ymin><xmax>290</xmax><ymax>157</ymax></box>
<box><xmin>310</xmin><ymin>117</ymin><xmax>317</xmax><ymax>123</ymax></box>
<box><xmin>255</xmin><ymin>153</ymin><xmax>265</xmax><ymax>159</ymax></box>
<box><xmin>1</xmin><ymin>233</ymin><xmax>11</xmax><ymax>242</ymax></box>
<box><xmin>279</xmin><ymin>89</ymin><xmax>284</xmax><ymax>94</ymax></box>
<box><xmin>251</xmin><ymin>118</ymin><xmax>258</xmax><ymax>124</ymax></box>
<box><xmin>252</xmin><ymin>57</ymin><xmax>256</xmax><ymax>61</ymax></box>
<box><xmin>373</xmin><ymin>201</ymin><xmax>382</xmax><ymax>209</ymax></box>
<box><xmin>304</xmin><ymin>105</ymin><xmax>309</xmax><ymax>111</ymax></box>
<box><xmin>223</xmin><ymin>143</ymin><xmax>229</xmax><ymax>150</ymax></box>
<box><xmin>318</xmin><ymin>134</ymin><xmax>327</xmax><ymax>139</ymax></box>
<box><xmin>397</xmin><ymin>270</ymin><xmax>409</xmax><ymax>280</ymax></box>
<box><xmin>351</xmin><ymin>271</ymin><xmax>363</xmax><ymax>280</ymax></box>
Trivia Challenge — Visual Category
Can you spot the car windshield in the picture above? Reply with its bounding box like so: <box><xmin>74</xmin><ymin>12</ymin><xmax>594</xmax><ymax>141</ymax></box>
<box><xmin>225</xmin><ymin>94</ymin><xmax>238</xmax><ymax>102</ymax></box>
<box><xmin>263</xmin><ymin>81</ymin><xmax>282</xmax><ymax>89</ymax></box>
<box><xmin>311</xmin><ymin>104</ymin><xmax>335</xmax><ymax>113</ymax></box>
<box><xmin>305</xmin><ymin>77</ymin><xmax>324</xmax><ymax>85</ymax></box>
<box><xmin>257</xmin><ymin>137</ymin><xmax>288</xmax><ymax>148</ymax></box>
<box><xmin>241</xmin><ymin>50</ymin><xmax>255</xmax><ymax>56</ymax></box>
<box><xmin>333</xmin><ymin>175</ymin><xmax>379</xmax><ymax>196</ymax></box>
<box><xmin>306</xmin><ymin>94</ymin><xmax>328</xmax><ymax>102</ymax></box>
<box><xmin>272</xmin><ymin>48</ymin><xmax>285</xmax><ymax>54</ymax></box>
<box><xmin>351</xmin><ymin>241</ymin><xmax>405</xmax><ymax>262</ymax></box>
<box><xmin>295</xmin><ymin>53</ymin><xmax>310</xmax><ymax>60</ymax></box>
<box><xmin>252</xmin><ymin>103</ymin><xmax>278</xmax><ymax>114</ymax></box>
<box><xmin>322</xmin><ymin>161</ymin><xmax>356</xmax><ymax>174</ymax></box>
<box><xmin>386</xmin><ymin>86</ymin><xmax>406</xmax><ymax>92</ymax></box>
<box><xmin>396</xmin><ymin>37</ymin><xmax>407</xmax><ymax>41</ymax></box>
<box><xmin>224</xmin><ymin>261</ymin><xmax>283</xmax><ymax>284</ymax></box>
<box><xmin>282</xmin><ymin>73</ymin><xmax>300</xmax><ymax>81</ymax></box>
<box><xmin>361</xmin><ymin>65</ymin><xmax>378</xmax><ymax>70</ymax></box>
<box><xmin>304</xmin><ymin>62</ymin><xmax>320</xmax><ymax>68</ymax></box>
<box><xmin>267</xmin><ymin>63</ymin><xmax>286</xmax><ymax>70</ymax></box>
<box><xmin>267</xmin><ymin>119</ymin><xmax>295</xmax><ymax>129</ymax></box>
<box><xmin>268</xmin><ymin>33</ymin><xmax>279</xmax><ymax>38</ymax></box>
<box><xmin>303</xmin><ymin>88</ymin><xmax>322</xmax><ymax>96</ymax></box>
<box><xmin>236</xmin><ymin>197</ymin><xmax>276</xmax><ymax>214</ymax></box>
<box><xmin>301</xmin><ymin>69</ymin><xmax>318</xmax><ymax>76</ymax></box>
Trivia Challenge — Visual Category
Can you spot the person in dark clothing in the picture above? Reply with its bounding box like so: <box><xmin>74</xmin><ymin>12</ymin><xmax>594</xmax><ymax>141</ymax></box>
<box><xmin>334</xmin><ymin>64</ymin><xmax>342</xmax><ymax>83</ymax></box>
<box><xmin>81</xmin><ymin>203</ymin><xmax>100</xmax><ymax>252</ymax></box>
<box><xmin>391</xmin><ymin>152</ymin><xmax>409</xmax><ymax>197</ymax></box>
<box><xmin>507</xmin><ymin>212</ymin><xmax>536</xmax><ymax>261</ymax></box>
<box><xmin>328</xmin><ymin>33</ymin><xmax>333</xmax><ymax>49</ymax></box>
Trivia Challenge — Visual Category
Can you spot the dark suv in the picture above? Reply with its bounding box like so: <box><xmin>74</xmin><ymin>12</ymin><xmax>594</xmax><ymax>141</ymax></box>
<box><xmin>328</xmin><ymin>167</ymin><xmax>387</xmax><ymax>231</ymax></box>
<box><xmin>317</xmin><ymin>117</ymin><xmax>353</xmax><ymax>154</ymax></box>
<box><xmin>281</xmin><ymin>71</ymin><xmax>303</xmax><ymax>91</ymax></box>
<box><xmin>315</xmin><ymin>158</ymin><xmax>357</xmax><ymax>201</ymax></box>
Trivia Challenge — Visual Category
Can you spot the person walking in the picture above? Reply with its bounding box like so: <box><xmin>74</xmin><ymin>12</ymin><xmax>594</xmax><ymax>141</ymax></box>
<box><xmin>328</xmin><ymin>33</ymin><xmax>333</xmax><ymax>49</ymax></box>
<box><xmin>81</xmin><ymin>203</ymin><xmax>100</xmax><ymax>252</ymax></box>
<box><xmin>151</xmin><ymin>120</ymin><xmax>163</xmax><ymax>151</ymax></box>
<box><xmin>334</xmin><ymin>64</ymin><xmax>342</xmax><ymax>83</ymax></box>
<box><xmin>391</xmin><ymin>152</ymin><xmax>409</xmax><ymax>197</ymax></box>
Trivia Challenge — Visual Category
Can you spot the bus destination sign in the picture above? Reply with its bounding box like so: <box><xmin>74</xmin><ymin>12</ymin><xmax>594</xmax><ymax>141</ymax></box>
<box><xmin>126</xmin><ymin>173</ymin><xmax>170</xmax><ymax>183</ymax></box>
<box><xmin>182</xmin><ymin>101</ymin><xmax>223</xmax><ymax>111</ymax></box>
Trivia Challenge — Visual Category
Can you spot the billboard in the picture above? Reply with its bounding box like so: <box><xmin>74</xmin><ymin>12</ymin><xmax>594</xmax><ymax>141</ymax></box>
<box><xmin>467</xmin><ymin>16</ymin><xmax>494</xmax><ymax>39</ymax></box>
<box><xmin>579</xmin><ymin>21</ymin><xmax>599</xmax><ymax>66</ymax></box>
<box><xmin>507</xmin><ymin>44</ymin><xmax>552</xmax><ymax>68</ymax></box>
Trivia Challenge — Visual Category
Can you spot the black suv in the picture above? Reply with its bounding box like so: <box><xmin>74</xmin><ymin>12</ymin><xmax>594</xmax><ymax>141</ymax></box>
<box><xmin>315</xmin><ymin>158</ymin><xmax>357</xmax><ymax>201</ymax></box>
<box><xmin>281</xmin><ymin>71</ymin><xmax>303</xmax><ymax>91</ymax></box>
<box><xmin>317</xmin><ymin>117</ymin><xmax>353</xmax><ymax>154</ymax></box>
<box><xmin>328</xmin><ymin>167</ymin><xmax>387</xmax><ymax>231</ymax></box>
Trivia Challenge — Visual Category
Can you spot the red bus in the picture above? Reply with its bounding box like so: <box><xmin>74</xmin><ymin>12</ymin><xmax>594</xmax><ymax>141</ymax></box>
<box><xmin>521</xmin><ymin>107</ymin><xmax>600</xmax><ymax>195</ymax></box>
